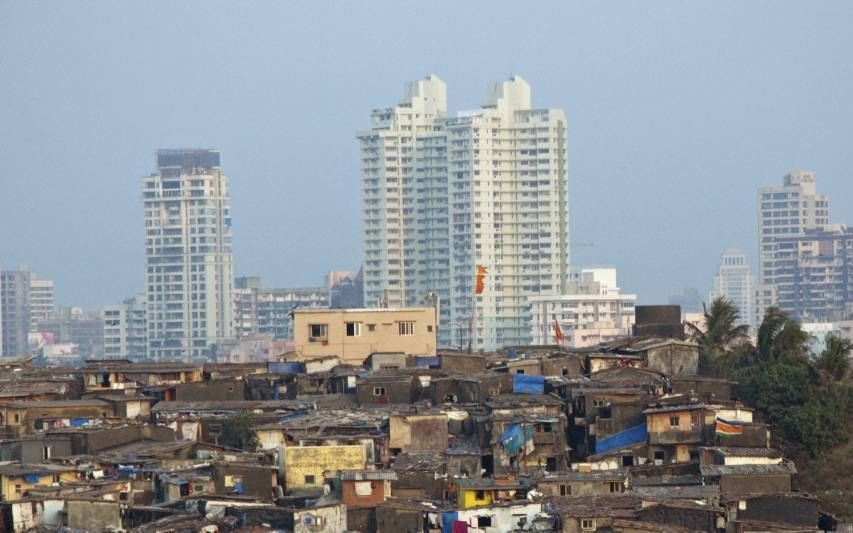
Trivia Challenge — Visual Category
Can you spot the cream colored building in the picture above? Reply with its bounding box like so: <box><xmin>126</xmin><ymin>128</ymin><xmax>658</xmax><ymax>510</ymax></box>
<box><xmin>292</xmin><ymin>307</ymin><xmax>436</xmax><ymax>364</ymax></box>
<box><xmin>142</xmin><ymin>149</ymin><xmax>234</xmax><ymax>361</ymax></box>
<box><xmin>359</xmin><ymin>75</ymin><xmax>569</xmax><ymax>351</ymax></box>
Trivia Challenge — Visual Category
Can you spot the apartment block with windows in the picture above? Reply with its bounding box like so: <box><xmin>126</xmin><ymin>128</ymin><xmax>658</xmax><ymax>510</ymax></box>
<box><xmin>291</xmin><ymin>307</ymin><xmax>436</xmax><ymax>365</ymax></box>
<box><xmin>102</xmin><ymin>295</ymin><xmax>148</xmax><ymax>360</ymax></box>
<box><xmin>359</xmin><ymin>75</ymin><xmax>569</xmax><ymax>351</ymax></box>
<box><xmin>756</xmin><ymin>171</ymin><xmax>829</xmax><ymax>324</ymax></box>
<box><xmin>530</xmin><ymin>268</ymin><xmax>635</xmax><ymax>348</ymax></box>
<box><xmin>709</xmin><ymin>249</ymin><xmax>755</xmax><ymax>330</ymax></box>
<box><xmin>772</xmin><ymin>225</ymin><xmax>853</xmax><ymax>322</ymax></box>
<box><xmin>142</xmin><ymin>149</ymin><xmax>234</xmax><ymax>361</ymax></box>
<box><xmin>233</xmin><ymin>276</ymin><xmax>328</xmax><ymax>340</ymax></box>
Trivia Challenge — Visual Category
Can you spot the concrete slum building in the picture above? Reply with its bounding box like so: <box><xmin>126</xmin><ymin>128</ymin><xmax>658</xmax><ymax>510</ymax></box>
<box><xmin>0</xmin><ymin>308</ymin><xmax>837</xmax><ymax>532</ymax></box>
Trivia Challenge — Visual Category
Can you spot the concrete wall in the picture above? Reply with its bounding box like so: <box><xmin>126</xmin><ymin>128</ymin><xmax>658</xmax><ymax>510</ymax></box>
<box><xmin>293</xmin><ymin>504</ymin><xmax>347</xmax><ymax>533</ymax></box>
<box><xmin>732</xmin><ymin>495</ymin><xmax>818</xmax><ymax>528</ymax></box>
<box><xmin>293</xmin><ymin>308</ymin><xmax>436</xmax><ymax>364</ymax></box>
<box><xmin>66</xmin><ymin>500</ymin><xmax>122</xmax><ymax>530</ymax></box>
<box><xmin>646</xmin><ymin>343</ymin><xmax>698</xmax><ymax>377</ymax></box>
<box><xmin>439</xmin><ymin>354</ymin><xmax>486</xmax><ymax>374</ymax></box>
<box><xmin>212</xmin><ymin>463</ymin><xmax>276</xmax><ymax>499</ymax></box>
<box><xmin>175</xmin><ymin>380</ymin><xmax>245</xmax><ymax>401</ymax></box>
<box><xmin>389</xmin><ymin>413</ymin><xmax>448</xmax><ymax>453</ymax></box>
<box><xmin>719</xmin><ymin>473</ymin><xmax>791</xmax><ymax>497</ymax></box>
<box><xmin>284</xmin><ymin>445</ymin><xmax>366</xmax><ymax>492</ymax></box>
<box><xmin>342</xmin><ymin>479</ymin><xmax>390</xmax><ymax>508</ymax></box>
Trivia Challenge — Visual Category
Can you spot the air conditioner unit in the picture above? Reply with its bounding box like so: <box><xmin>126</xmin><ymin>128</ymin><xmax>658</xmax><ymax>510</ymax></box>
<box><xmin>308</xmin><ymin>337</ymin><xmax>317</xmax><ymax>343</ymax></box>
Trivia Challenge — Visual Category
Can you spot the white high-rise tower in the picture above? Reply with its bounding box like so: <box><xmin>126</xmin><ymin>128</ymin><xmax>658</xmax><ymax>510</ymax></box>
<box><xmin>142</xmin><ymin>149</ymin><xmax>234</xmax><ymax>361</ymax></box>
<box><xmin>359</xmin><ymin>76</ymin><xmax>569</xmax><ymax>350</ymax></box>
<box><xmin>756</xmin><ymin>171</ymin><xmax>829</xmax><ymax>324</ymax></box>
<box><xmin>710</xmin><ymin>249</ymin><xmax>755</xmax><ymax>330</ymax></box>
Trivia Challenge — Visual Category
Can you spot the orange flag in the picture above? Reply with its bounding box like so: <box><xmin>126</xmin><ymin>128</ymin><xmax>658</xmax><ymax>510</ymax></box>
<box><xmin>475</xmin><ymin>265</ymin><xmax>487</xmax><ymax>294</ymax></box>
<box><xmin>552</xmin><ymin>315</ymin><xmax>565</xmax><ymax>344</ymax></box>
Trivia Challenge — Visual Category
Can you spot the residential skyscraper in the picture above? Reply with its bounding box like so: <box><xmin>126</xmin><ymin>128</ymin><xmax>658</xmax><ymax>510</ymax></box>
<box><xmin>0</xmin><ymin>266</ymin><xmax>54</xmax><ymax>355</ymax></box>
<box><xmin>772</xmin><ymin>225</ymin><xmax>853</xmax><ymax>322</ymax></box>
<box><xmin>233</xmin><ymin>276</ymin><xmax>328</xmax><ymax>339</ymax></box>
<box><xmin>757</xmin><ymin>171</ymin><xmax>829</xmax><ymax>324</ymax></box>
<box><xmin>142</xmin><ymin>149</ymin><xmax>234</xmax><ymax>361</ymax></box>
<box><xmin>29</xmin><ymin>274</ymin><xmax>54</xmax><ymax>330</ymax></box>
<box><xmin>103</xmin><ymin>294</ymin><xmax>148</xmax><ymax>359</ymax></box>
<box><xmin>0</xmin><ymin>268</ymin><xmax>30</xmax><ymax>356</ymax></box>
<box><xmin>359</xmin><ymin>75</ymin><xmax>569</xmax><ymax>350</ymax></box>
<box><xmin>709</xmin><ymin>249</ymin><xmax>755</xmax><ymax>329</ymax></box>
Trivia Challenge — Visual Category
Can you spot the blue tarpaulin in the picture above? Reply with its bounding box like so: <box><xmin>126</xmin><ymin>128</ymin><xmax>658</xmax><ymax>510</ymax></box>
<box><xmin>499</xmin><ymin>423</ymin><xmax>535</xmax><ymax>456</ymax></box>
<box><xmin>268</xmin><ymin>361</ymin><xmax>304</xmax><ymax>375</ymax></box>
<box><xmin>513</xmin><ymin>374</ymin><xmax>545</xmax><ymax>394</ymax></box>
<box><xmin>69</xmin><ymin>418</ymin><xmax>90</xmax><ymax>427</ymax></box>
<box><xmin>415</xmin><ymin>356</ymin><xmax>440</xmax><ymax>368</ymax></box>
<box><xmin>595</xmin><ymin>423</ymin><xmax>648</xmax><ymax>454</ymax></box>
<box><xmin>441</xmin><ymin>511</ymin><xmax>457</xmax><ymax>533</ymax></box>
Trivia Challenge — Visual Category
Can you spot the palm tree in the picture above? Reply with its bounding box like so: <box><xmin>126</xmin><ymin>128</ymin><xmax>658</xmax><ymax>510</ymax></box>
<box><xmin>688</xmin><ymin>297</ymin><xmax>750</xmax><ymax>357</ymax></box>
<box><xmin>815</xmin><ymin>334</ymin><xmax>853</xmax><ymax>383</ymax></box>
<box><xmin>755</xmin><ymin>306</ymin><xmax>810</xmax><ymax>362</ymax></box>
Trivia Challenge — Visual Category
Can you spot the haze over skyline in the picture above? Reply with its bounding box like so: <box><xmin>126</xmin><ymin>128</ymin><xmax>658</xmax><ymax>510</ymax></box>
<box><xmin>2</xmin><ymin>1</ymin><xmax>852</xmax><ymax>309</ymax></box>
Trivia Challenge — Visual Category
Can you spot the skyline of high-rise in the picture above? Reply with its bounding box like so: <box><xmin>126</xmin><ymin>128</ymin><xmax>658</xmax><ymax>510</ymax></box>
<box><xmin>142</xmin><ymin>149</ymin><xmax>235</xmax><ymax>361</ymax></box>
<box><xmin>756</xmin><ymin>171</ymin><xmax>830</xmax><ymax>324</ymax></box>
<box><xmin>710</xmin><ymin>248</ymin><xmax>755</xmax><ymax>329</ymax></box>
<box><xmin>359</xmin><ymin>75</ymin><xmax>569</xmax><ymax>350</ymax></box>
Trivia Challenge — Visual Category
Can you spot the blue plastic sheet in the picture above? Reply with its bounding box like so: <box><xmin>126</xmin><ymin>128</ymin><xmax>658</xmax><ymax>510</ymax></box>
<box><xmin>268</xmin><ymin>362</ymin><xmax>303</xmax><ymax>375</ymax></box>
<box><xmin>595</xmin><ymin>423</ymin><xmax>648</xmax><ymax>454</ymax></box>
<box><xmin>499</xmin><ymin>423</ymin><xmax>535</xmax><ymax>456</ymax></box>
<box><xmin>513</xmin><ymin>374</ymin><xmax>544</xmax><ymax>394</ymax></box>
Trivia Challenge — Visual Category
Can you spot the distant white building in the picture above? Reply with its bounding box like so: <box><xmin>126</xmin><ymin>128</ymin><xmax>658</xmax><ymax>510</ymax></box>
<box><xmin>28</xmin><ymin>274</ymin><xmax>54</xmax><ymax>331</ymax></box>
<box><xmin>756</xmin><ymin>171</ymin><xmax>829</xmax><ymax>324</ymax></box>
<box><xmin>529</xmin><ymin>268</ymin><xmax>635</xmax><ymax>348</ymax></box>
<box><xmin>142</xmin><ymin>149</ymin><xmax>234</xmax><ymax>361</ymax></box>
<box><xmin>709</xmin><ymin>249</ymin><xmax>755</xmax><ymax>329</ymax></box>
<box><xmin>802</xmin><ymin>320</ymin><xmax>853</xmax><ymax>355</ymax></box>
<box><xmin>359</xmin><ymin>75</ymin><xmax>569</xmax><ymax>351</ymax></box>
<box><xmin>102</xmin><ymin>294</ymin><xmax>148</xmax><ymax>360</ymax></box>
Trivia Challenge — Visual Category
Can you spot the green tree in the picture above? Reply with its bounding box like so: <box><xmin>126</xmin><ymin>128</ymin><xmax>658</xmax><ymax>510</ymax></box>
<box><xmin>688</xmin><ymin>297</ymin><xmax>749</xmax><ymax>375</ymax></box>
<box><xmin>816</xmin><ymin>334</ymin><xmax>853</xmax><ymax>383</ymax></box>
<box><xmin>755</xmin><ymin>306</ymin><xmax>810</xmax><ymax>363</ymax></box>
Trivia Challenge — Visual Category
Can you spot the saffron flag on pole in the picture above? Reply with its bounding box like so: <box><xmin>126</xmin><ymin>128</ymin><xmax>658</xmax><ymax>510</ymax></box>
<box><xmin>475</xmin><ymin>265</ymin><xmax>487</xmax><ymax>295</ymax></box>
<box><xmin>715</xmin><ymin>417</ymin><xmax>743</xmax><ymax>437</ymax></box>
<box><xmin>552</xmin><ymin>315</ymin><xmax>564</xmax><ymax>344</ymax></box>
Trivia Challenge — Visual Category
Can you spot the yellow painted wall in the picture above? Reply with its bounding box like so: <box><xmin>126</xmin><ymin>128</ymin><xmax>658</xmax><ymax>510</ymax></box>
<box><xmin>1</xmin><ymin>473</ymin><xmax>54</xmax><ymax>501</ymax></box>
<box><xmin>284</xmin><ymin>445</ymin><xmax>366</xmax><ymax>491</ymax></box>
<box><xmin>255</xmin><ymin>428</ymin><xmax>285</xmax><ymax>450</ymax></box>
<box><xmin>293</xmin><ymin>308</ymin><xmax>436</xmax><ymax>364</ymax></box>
<box><xmin>647</xmin><ymin>410</ymin><xmax>699</xmax><ymax>433</ymax></box>
<box><xmin>458</xmin><ymin>488</ymin><xmax>494</xmax><ymax>509</ymax></box>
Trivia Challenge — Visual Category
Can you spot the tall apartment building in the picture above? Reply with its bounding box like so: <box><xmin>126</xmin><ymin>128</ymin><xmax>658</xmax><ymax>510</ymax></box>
<box><xmin>0</xmin><ymin>267</ymin><xmax>55</xmax><ymax>356</ymax></box>
<box><xmin>233</xmin><ymin>277</ymin><xmax>328</xmax><ymax>340</ymax></box>
<box><xmin>709</xmin><ymin>249</ymin><xmax>755</xmax><ymax>329</ymax></box>
<box><xmin>142</xmin><ymin>149</ymin><xmax>234</xmax><ymax>361</ymax></box>
<box><xmin>772</xmin><ymin>225</ymin><xmax>853</xmax><ymax>322</ymax></box>
<box><xmin>0</xmin><ymin>269</ymin><xmax>30</xmax><ymax>356</ymax></box>
<box><xmin>359</xmin><ymin>75</ymin><xmax>569</xmax><ymax>351</ymax></box>
<box><xmin>102</xmin><ymin>295</ymin><xmax>148</xmax><ymax>359</ymax></box>
<box><xmin>29</xmin><ymin>275</ymin><xmax>54</xmax><ymax>330</ymax></box>
<box><xmin>757</xmin><ymin>171</ymin><xmax>829</xmax><ymax>323</ymax></box>
<box><xmin>529</xmin><ymin>268</ymin><xmax>635</xmax><ymax>348</ymax></box>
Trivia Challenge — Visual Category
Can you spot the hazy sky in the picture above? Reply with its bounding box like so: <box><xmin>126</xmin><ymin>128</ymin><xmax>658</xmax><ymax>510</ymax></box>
<box><xmin>2</xmin><ymin>2</ymin><xmax>852</xmax><ymax>309</ymax></box>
